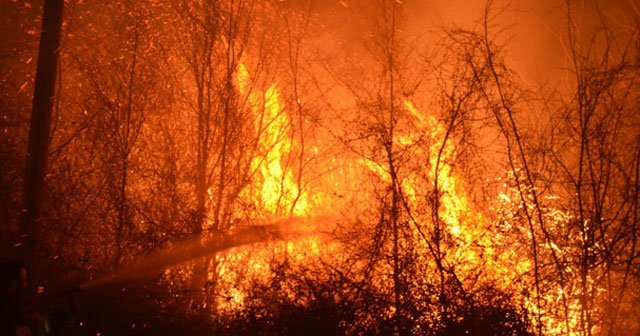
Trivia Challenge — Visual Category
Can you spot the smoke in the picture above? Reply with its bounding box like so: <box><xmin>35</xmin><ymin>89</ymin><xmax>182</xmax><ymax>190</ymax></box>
<box><xmin>297</xmin><ymin>0</ymin><xmax>635</xmax><ymax>84</ymax></box>
<box><xmin>80</xmin><ymin>216</ymin><xmax>337</xmax><ymax>289</ymax></box>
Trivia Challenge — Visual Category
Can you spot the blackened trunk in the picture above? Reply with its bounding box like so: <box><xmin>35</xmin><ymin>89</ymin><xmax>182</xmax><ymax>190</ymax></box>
<box><xmin>21</xmin><ymin>0</ymin><xmax>64</xmax><ymax>254</ymax></box>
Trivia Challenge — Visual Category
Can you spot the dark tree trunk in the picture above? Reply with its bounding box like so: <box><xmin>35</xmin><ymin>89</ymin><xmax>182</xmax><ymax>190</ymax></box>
<box><xmin>21</xmin><ymin>0</ymin><xmax>64</xmax><ymax>254</ymax></box>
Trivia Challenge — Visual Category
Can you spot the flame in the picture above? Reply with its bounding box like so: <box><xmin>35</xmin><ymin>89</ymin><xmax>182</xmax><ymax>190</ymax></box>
<box><xmin>197</xmin><ymin>63</ymin><xmax>337</xmax><ymax>311</ymax></box>
<box><xmin>162</xmin><ymin>67</ymin><xmax>598</xmax><ymax>334</ymax></box>
<box><xmin>361</xmin><ymin>101</ymin><xmax>491</xmax><ymax>271</ymax></box>
<box><xmin>236</xmin><ymin>63</ymin><xmax>308</xmax><ymax>217</ymax></box>
<box><xmin>359</xmin><ymin>101</ymin><xmax>590</xmax><ymax>333</ymax></box>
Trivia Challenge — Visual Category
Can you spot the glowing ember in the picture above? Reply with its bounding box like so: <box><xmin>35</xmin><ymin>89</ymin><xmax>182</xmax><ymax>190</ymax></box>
<box><xmin>3</xmin><ymin>0</ymin><xmax>639</xmax><ymax>334</ymax></box>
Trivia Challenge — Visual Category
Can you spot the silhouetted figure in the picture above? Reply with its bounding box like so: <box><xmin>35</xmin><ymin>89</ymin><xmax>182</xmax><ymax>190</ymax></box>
<box><xmin>0</xmin><ymin>261</ymin><xmax>31</xmax><ymax>336</ymax></box>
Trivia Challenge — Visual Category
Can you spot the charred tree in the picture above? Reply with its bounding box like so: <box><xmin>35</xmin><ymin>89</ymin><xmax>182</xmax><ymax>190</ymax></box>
<box><xmin>21</xmin><ymin>0</ymin><xmax>64</xmax><ymax>257</ymax></box>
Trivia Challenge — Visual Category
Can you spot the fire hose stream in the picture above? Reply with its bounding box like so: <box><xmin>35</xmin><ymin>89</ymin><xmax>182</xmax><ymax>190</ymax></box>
<box><xmin>80</xmin><ymin>216</ymin><xmax>336</xmax><ymax>289</ymax></box>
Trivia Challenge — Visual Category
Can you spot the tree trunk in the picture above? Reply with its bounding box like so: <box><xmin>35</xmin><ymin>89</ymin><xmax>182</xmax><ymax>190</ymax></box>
<box><xmin>21</xmin><ymin>0</ymin><xmax>64</xmax><ymax>256</ymax></box>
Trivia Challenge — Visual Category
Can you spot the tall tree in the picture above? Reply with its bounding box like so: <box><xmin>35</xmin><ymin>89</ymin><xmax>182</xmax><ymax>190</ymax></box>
<box><xmin>21</xmin><ymin>0</ymin><xmax>64</xmax><ymax>256</ymax></box>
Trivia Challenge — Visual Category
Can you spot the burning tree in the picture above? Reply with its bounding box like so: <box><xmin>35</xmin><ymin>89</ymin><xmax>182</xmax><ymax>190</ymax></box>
<box><xmin>0</xmin><ymin>0</ymin><xmax>638</xmax><ymax>335</ymax></box>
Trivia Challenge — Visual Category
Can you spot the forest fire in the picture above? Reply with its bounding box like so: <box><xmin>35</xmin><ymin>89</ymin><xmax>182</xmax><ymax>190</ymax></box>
<box><xmin>1</xmin><ymin>0</ymin><xmax>639</xmax><ymax>335</ymax></box>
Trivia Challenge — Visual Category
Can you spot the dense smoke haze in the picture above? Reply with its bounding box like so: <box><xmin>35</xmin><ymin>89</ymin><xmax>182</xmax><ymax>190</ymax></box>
<box><xmin>1</xmin><ymin>0</ymin><xmax>639</xmax><ymax>335</ymax></box>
